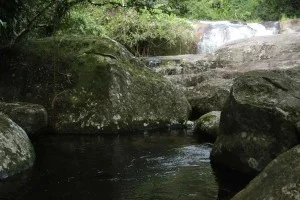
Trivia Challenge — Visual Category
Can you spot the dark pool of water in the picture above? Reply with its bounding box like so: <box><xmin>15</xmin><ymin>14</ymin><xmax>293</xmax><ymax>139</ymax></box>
<box><xmin>0</xmin><ymin>130</ymin><xmax>220</xmax><ymax>200</ymax></box>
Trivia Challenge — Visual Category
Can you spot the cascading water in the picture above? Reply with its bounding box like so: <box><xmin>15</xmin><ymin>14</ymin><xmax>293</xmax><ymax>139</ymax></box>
<box><xmin>196</xmin><ymin>21</ymin><xmax>280</xmax><ymax>53</ymax></box>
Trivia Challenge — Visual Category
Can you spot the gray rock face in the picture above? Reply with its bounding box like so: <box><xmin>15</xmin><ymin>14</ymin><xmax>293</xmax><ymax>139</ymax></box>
<box><xmin>214</xmin><ymin>33</ymin><xmax>300</xmax><ymax>71</ymax></box>
<box><xmin>0</xmin><ymin>113</ymin><xmax>35</xmax><ymax>179</ymax></box>
<box><xmin>211</xmin><ymin>69</ymin><xmax>300</xmax><ymax>176</ymax></box>
<box><xmin>194</xmin><ymin>111</ymin><xmax>221</xmax><ymax>141</ymax></box>
<box><xmin>143</xmin><ymin>33</ymin><xmax>300</xmax><ymax>119</ymax></box>
<box><xmin>231</xmin><ymin>145</ymin><xmax>300</xmax><ymax>200</ymax></box>
<box><xmin>145</xmin><ymin>33</ymin><xmax>300</xmax><ymax>85</ymax></box>
<box><xmin>142</xmin><ymin>54</ymin><xmax>217</xmax><ymax>87</ymax></box>
<box><xmin>0</xmin><ymin>102</ymin><xmax>47</xmax><ymax>135</ymax></box>
<box><xmin>0</xmin><ymin>37</ymin><xmax>191</xmax><ymax>134</ymax></box>
<box><xmin>188</xmin><ymin>78</ymin><xmax>233</xmax><ymax>116</ymax></box>
<box><xmin>280</xmin><ymin>19</ymin><xmax>300</xmax><ymax>34</ymax></box>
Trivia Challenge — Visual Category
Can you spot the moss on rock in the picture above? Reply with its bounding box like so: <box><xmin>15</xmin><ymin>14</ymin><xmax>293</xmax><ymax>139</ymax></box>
<box><xmin>231</xmin><ymin>145</ymin><xmax>300</xmax><ymax>200</ymax></box>
<box><xmin>194</xmin><ymin>111</ymin><xmax>221</xmax><ymax>141</ymax></box>
<box><xmin>0</xmin><ymin>36</ymin><xmax>191</xmax><ymax>134</ymax></box>
<box><xmin>0</xmin><ymin>113</ymin><xmax>35</xmax><ymax>179</ymax></box>
<box><xmin>211</xmin><ymin>69</ymin><xmax>300</xmax><ymax>176</ymax></box>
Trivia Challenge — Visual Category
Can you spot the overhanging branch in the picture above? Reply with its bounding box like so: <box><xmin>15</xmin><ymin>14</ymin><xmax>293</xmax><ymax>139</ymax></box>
<box><xmin>12</xmin><ymin>1</ymin><xmax>55</xmax><ymax>44</ymax></box>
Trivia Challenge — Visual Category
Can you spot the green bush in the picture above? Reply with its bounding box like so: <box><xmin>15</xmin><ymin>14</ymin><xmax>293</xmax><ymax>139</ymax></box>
<box><xmin>58</xmin><ymin>4</ymin><xmax>196</xmax><ymax>56</ymax></box>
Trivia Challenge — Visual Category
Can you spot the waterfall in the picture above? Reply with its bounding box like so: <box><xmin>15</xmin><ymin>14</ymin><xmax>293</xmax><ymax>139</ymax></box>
<box><xmin>196</xmin><ymin>21</ymin><xmax>280</xmax><ymax>53</ymax></box>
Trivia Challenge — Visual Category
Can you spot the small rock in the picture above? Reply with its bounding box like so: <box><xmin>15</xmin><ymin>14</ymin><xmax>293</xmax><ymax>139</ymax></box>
<box><xmin>0</xmin><ymin>102</ymin><xmax>48</xmax><ymax>136</ymax></box>
<box><xmin>194</xmin><ymin>111</ymin><xmax>221</xmax><ymax>141</ymax></box>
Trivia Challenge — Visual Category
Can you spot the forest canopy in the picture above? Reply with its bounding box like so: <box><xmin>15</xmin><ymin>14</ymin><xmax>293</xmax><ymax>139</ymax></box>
<box><xmin>0</xmin><ymin>0</ymin><xmax>299</xmax><ymax>54</ymax></box>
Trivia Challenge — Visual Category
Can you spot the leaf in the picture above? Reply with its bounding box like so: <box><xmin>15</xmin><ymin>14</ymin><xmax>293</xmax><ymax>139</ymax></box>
<box><xmin>0</xmin><ymin>19</ymin><xmax>7</xmax><ymax>29</ymax></box>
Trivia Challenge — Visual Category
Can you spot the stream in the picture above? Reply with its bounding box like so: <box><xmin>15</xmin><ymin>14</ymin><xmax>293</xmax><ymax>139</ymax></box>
<box><xmin>0</xmin><ymin>130</ymin><xmax>221</xmax><ymax>200</ymax></box>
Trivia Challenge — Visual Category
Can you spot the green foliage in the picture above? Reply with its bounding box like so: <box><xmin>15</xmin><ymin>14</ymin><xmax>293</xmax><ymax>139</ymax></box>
<box><xmin>58</xmin><ymin>5</ymin><xmax>196</xmax><ymax>56</ymax></box>
<box><xmin>179</xmin><ymin>0</ymin><xmax>260</xmax><ymax>21</ymax></box>
<box><xmin>254</xmin><ymin>0</ymin><xmax>300</xmax><ymax>21</ymax></box>
<box><xmin>172</xmin><ymin>0</ymin><xmax>299</xmax><ymax>21</ymax></box>
<box><xmin>0</xmin><ymin>0</ymin><xmax>299</xmax><ymax>47</ymax></box>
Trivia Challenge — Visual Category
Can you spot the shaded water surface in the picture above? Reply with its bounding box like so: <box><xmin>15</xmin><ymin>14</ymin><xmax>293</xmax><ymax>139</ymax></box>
<box><xmin>0</xmin><ymin>130</ymin><xmax>218</xmax><ymax>200</ymax></box>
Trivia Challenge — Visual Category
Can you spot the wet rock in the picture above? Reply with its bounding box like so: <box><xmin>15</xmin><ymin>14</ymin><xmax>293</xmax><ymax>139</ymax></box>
<box><xmin>0</xmin><ymin>102</ymin><xmax>47</xmax><ymax>135</ymax></box>
<box><xmin>0</xmin><ymin>113</ymin><xmax>35</xmax><ymax>179</ymax></box>
<box><xmin>280</xmin><ymin>19</ymin><xmax>300</xmax><ymax>34</ymax></box>
<box><xmin>143</xmin><ymin>34</ymin><xmax>300</xmax><ymax>121</ymax></box>
<box><xmin>194</xmin><ymin>111</ymin><xmax>221</xmax><ymax>141</ymax></box>
<box><xmin>211</xmin><ymin>69</ymin><xmax>300</xmax><ymax>176</ymax></box>
<box><xmin>142</xmin><ymin>54</ymin><xmax>216</xmax><ymax>87</ymax></box>
<box><xmin>0</xmin><ymin>37</ymin><xmax>190</xmax><ymax>134</ymax></box>
<box><xmin>144</xmin><ymin>34</ymin><xmax>300</xmax><ymax>83</ymax></box>
<box><xmin>231</xmin><ymin>145</ymin><xmax>300</xmax><ymax>200</ymax></box>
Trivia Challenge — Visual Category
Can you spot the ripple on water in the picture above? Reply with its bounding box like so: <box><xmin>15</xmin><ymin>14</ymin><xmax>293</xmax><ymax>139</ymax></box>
<box><xmin>0</xmin><ymin>134</ymin><xmax>218</xmax><ymax>200</ymax></box>
<box><xmin>146</xmin><ymin>144</ymin><xmax>212</xmax><ymax>169</ymax></box>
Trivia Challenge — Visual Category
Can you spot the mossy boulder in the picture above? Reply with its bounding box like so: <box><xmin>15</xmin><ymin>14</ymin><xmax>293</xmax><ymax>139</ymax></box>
<box><xmin>231</xmin><ymin>145</ymin><xmax>300</xmax><ymax>200</ymax></box>
<box><xmin>0</xmin><ymin>102</ymin><xmax>47</xmax><ymax>135</ymax></box>
<box><xmin>194</xmin><ymin>111</ymin><xmax>221</xmax><ymax>141</ymax></box>
<box><xmin>0</xmin><ymin>113</ymin><xmax>35</xmax><ymax>179</ymax></box>
<box><xmin>211</xmin><ymin>69</ymin><xmax>300</xmax><ymax>176</ymax></box>
<box><xmin>0</xmin><ymin>36</ymin><xmax>190</xmax><ymax>134</ymax></box>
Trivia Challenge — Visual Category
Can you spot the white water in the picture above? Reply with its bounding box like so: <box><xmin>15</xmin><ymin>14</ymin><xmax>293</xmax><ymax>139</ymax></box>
<box><xmin>197</xmin><ymin>21</ymin><xmax>280</xmax><ymax>53</ymax></box>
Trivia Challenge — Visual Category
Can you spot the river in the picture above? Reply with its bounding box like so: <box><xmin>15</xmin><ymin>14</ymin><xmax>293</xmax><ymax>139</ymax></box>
<box><xmin>0</xmin><ymin>130</ymin><xmax>222</xmax><ymax>200</ymax></box>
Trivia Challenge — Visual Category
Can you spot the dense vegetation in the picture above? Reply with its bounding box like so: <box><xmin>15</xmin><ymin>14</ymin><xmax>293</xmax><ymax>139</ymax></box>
<box><xmin>0</xmin><ymin>0</ymin><xmax>299</xmax><ymax>55</ymax></box>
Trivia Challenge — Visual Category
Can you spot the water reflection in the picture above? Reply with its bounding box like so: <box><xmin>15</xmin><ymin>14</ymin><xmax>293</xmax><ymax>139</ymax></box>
<box><xmin>0</xmin><ymin>131</ymin><xmax>218</xmax><ymax>200</ymax></box>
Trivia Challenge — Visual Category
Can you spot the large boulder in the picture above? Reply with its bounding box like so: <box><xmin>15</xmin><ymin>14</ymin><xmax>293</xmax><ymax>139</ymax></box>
<box><xmin>144</xmin><ymin>33</ymin><xmax>300</xmax><ymax>86</ymax></box>
<box><xmin>231</xmin><ymin>145</ymin><xmax>300</xmax><ymax>200</ymax></box>
<box><xmin>211</xmin><ymin>69</ymin><xmax>300</xmax><ymax>176</ymax></box>
<box><xmin>194</xmin><ymin>111</ymin><xmax>221</xmax><ymax>141</ymax></box>
<box><xmin>0</xmin><ymin>102</ymin><xmax>47</xmax><ymax>135</ymax></box>
<box><xmin>143</xmin><ymin>33</ymin><xmax>300</xmax><ymax>120</ymax></box>
<box><xmin>0</xmin><ymin>113</ymin><xmax>35</xmax><ymax>179</ymax></box>
<box><xmin>280</xmin><ymin>19</ymin><xmax>300</xmax><ymax>34</ymax></box>
<box><xmin>214</xmin><ymin>33</ymin><xmax>300</xmax><ymax>71</ymax></box>
<box><xmin>0</xmin><ymin>37</ymin><xmax>190</xmax><ymax>134</ymax></box>
<box><xmin>188</xmin><ymin>78</ymin><xmax>233</xmax><ymax>116</ymax></box>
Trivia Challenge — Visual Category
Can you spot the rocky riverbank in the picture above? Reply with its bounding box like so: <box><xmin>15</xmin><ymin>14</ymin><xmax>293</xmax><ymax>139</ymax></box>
<box><xmin>143</xmin><ymin>32</ymin><xmax>300</xmax><ymax>199</ymax></box>
<box><xmin>0</xmin><ymin>36</ymin><xmax>190</xmax><ymax>135</ymax></box>
<box><xmin>0</xmin><ymin>21</ymin><xmax>299</xmax><ymax>199</ymax></box>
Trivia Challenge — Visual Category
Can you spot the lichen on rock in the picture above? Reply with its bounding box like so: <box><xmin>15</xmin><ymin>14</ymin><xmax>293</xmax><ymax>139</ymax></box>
<box><xmin>0</xmin><ymin>36</ymin><xmax>191</xmax><ymax>134</ymax></box>
<box><xmin>0</xmin><ymin>113</ymin><xmax>35</xmax><ymax>179</ymax></box>
<box><xmin>211</xmin><ymin>69</ymin><xmax>300</xmax><ymax>176</ymax></box>
<box><xmin>194</xmin><ymin>111</ymin><xmax>221</xmax><ymax>141</ymax></box>
<box><xmin>231</xmin><ymin>145</ymin><xmax>300</xmax><ymax>200</ymax></box>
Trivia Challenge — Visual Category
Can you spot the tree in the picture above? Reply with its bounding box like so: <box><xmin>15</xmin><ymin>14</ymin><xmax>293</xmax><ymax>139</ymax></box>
<box><xmin>0</xmin><ymin>0</ymin><xmax>165</xmax><ymax>45</ymax></box>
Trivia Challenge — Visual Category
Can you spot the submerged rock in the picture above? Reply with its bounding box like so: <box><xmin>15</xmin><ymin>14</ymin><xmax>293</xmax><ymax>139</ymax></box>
<box><xmin>0</xmin><ymin>36</ymin><xmax>190</xmax><ymax>134</ymax></box>
<box><xmin>231</xmin><ymin>145</ymin><xmax>300</xmax><ymax>200</ymax></box>
<box><xmin>0</xmin><ymin>113</ymin><xmax>35</xmax><ymax>179</ymax></box>
<box><xmin>0</xmin><ymin>102</ymin><xmax>47</xmax><ymax>135</ymax></box>
<box><xmin>211</xmin><ymin>69</ymin><xmax>300</xmax><ymax>176</ymax></box>
<box><xmin>194</xmin><ymin>111</ymin><xmax>221</xmax><ymax>141</ymax></box>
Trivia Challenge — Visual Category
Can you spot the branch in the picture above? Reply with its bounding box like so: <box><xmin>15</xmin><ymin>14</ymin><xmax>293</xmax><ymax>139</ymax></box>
<box><xmin>12</xmin><ymin>1</ymin><xmax>55</xmax><ymax>44</ymax></box>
